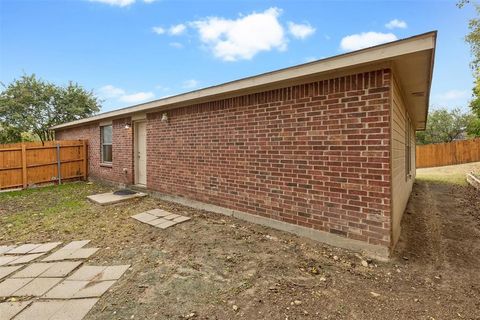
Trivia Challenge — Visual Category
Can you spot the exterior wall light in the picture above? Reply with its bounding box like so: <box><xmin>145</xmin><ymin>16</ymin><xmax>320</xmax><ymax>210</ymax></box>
<box><xmin>161</xmin><ymin>113</ymin><xmax>169</xmax><ymax>122</ymax></box>
<box><xmin>124</xmin><ymin>122</ymin><xmax>131</xmax><ymax>129</ymax></box>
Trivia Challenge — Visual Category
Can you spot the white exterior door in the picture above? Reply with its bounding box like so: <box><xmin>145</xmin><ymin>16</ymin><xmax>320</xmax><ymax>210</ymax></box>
<box><xmin>135</xmin><ymin>121</ymin><xmax>147</xmax><ymax>185</ymax></box>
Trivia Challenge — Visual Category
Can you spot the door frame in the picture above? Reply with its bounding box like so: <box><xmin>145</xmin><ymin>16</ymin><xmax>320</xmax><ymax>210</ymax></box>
<box><xmin>134</xmin><ymin>120</ymin><xmax>147</xmax><ymax>186</ymax></box>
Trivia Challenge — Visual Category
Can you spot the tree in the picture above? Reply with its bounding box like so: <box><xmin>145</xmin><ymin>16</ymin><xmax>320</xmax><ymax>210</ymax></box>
<box><xmin>416</xmin><ymin>108</ymin><xmax>476</xmax><ymax>145</ymax></box>
<box><xmin>0</xmin><ymin>74</ymin><xmax>100</xmax><ymax>143</ymax></box>
<box><xmin>458</xmin><ymin>1</ymin><xmax>480</xmax><ymax>136</ymax></box>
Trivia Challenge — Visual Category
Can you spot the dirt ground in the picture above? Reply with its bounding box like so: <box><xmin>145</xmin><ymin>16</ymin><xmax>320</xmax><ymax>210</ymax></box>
<box><xmin>0</xmin><ymin>162</ymin><xmax>479</xmax><ymax>320</ymax></box>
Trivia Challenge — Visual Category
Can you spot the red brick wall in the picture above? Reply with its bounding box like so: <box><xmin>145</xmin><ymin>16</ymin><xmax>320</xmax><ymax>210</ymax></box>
<box><xmin>55</xmin><ymin>117</ymin><xmax>134</xmax><ymax>185</ymax></box>
<box><xmin>55</xmin><ymin>69</ymin><xmax>392</xmax><ymax>247</ymax></box>
<box><xmin>147</xmin><ymin>69</ymin><xmax>392</xmax><ymax>247</ymax></box>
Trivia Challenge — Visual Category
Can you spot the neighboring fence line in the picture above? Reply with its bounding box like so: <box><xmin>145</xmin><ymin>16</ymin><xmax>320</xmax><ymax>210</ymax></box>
<box><xmin>416</xmin><ymin>139</ymin><xmax>480</xmax><ymax>168</ymax></box>
<box><xmin>0</xmin><ymin>140</ymin><xmax>88</xmax><ymax>190</ymax></box>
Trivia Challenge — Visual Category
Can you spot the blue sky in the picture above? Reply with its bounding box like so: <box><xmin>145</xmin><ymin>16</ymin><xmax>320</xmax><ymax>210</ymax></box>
<box><xmin>0</xmin><ymin>0</ymin><xmax>476</xmax><ymax>113</ymax></box>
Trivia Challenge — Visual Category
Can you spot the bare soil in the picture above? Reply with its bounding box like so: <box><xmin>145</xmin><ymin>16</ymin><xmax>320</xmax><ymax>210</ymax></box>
<box><xmin>1</xmin><ymin>164</ymin><xmax>479</xmax><ymax>320</ymax></box>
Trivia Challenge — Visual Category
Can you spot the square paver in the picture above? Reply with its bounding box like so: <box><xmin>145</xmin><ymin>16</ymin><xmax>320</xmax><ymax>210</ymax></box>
<box><xmin>157</xmin><ymin>220</ymin><xmax>178</xmax><ymax>229</ymax></box>
<box><xmin>41</xmin><ymin>261</ymin><xmax>83</xmax><ymax>278</ymax></box>
<box><xmin>5</xmin><ymin>243</ymin><xmax>42</xmax><ymax>255</ymax></box>
<box><xmin>13</xmin><ymin>277</ymin><xmax>63</xmax><ymax>296</ymax></box>
<box><xmin>62</xmin><ymin>240</ymin><xmax>91</xmax><ymax>250</ymax></box>
<box><xmin>43</xmin><ymin>280</ymin><xmax>89</xmax><ymax>299</ymax></box>
<box><xmin>49</xmin><ymin>298</ymin><xmax>99</xmax><ymax>320</ymax></box>
<box><xmin>14</xmin><ymin>300</ymin><xmax>66</xmax><ymax>320</ymax></box>
<box><xmin>0</xmin><ymin>300</ymin><xmax>32</xmax><ymax>320</ymax></box>
<box><xmin>0</xmin><ymin>265</ymin><xmax>23</xmax><ymax>280</ymax></box>
<box><xmin>43</xmin><ymin>279</ymin><xmax>116</xmax><ymax>299</ymax></box>
<box><xmin>0</xmin><ymin>278</ymin><xmax>32</xmax><ymax>297</ymax></box>
<box><xmin>145</xmin><ymin>218</ymin><xmax>168</xmax><ymax>226</ymax></box>
<box><xmin>29</xmin><ymin>242</ymin><xmax>62</xmax><ymax>254</ymax></box>
<box><xmin>68</xmin><ymin>265</ymin><xmax>129</xmax><ymax>281</ymax></box>
<box><xmin>146</xmin><ymin>208</ymin><xmax>171</xmax><ymax>217</ymax></box>
<box><xmin>163</xmin><ymin>214</ymin><xmax>181</xmax><ymax>220</ymax></box>
<box><xmin>131</xmin><ymin>212</ymin><xmax>158</xmax><ymax>223</ymax></box>
<box><xmin>12</xmin><ymin>263</ymin><xmax>52</xmax><ymax>278</ymax></box>
<box><xmin>42</xmin><ymin>247</ymin><xmax>98</xmax><ymax>262</ymax></box>
<box><xmin>72</xmin><ymin>280</ymin><xmax>116</xmax><ymax>298</ymax></box>
<box><xmin>173</xmin><ymin>216</ymin><xmax>191</xmax><ymax>223</ymax></box>
<box><xmin>0</xmin><ymin>245</ymin><xmax>16</xmax><ymax>255</ymax></box>
<box><xmin>7</xmin><ymin>253</ymin><xmax>44</xmax><ymax>265</ymax></box>
<box><xmin>0</xmin><ymin>255</ymin><xmax>19</xmax><ymax>266</ymax></box>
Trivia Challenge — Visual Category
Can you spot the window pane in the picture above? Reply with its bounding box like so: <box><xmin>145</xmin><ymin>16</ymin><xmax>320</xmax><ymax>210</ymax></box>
<box><xmin>103</xmin><ymin>145</ymin><xmax>112</xmax><ymax>162</ymax></box>
<box><xmin>102</xmin><ymin>125</ymin><xmax>112</xmax><ymax>144</ymax></box>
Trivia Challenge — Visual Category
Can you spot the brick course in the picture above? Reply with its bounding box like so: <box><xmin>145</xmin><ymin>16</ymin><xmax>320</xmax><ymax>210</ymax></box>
<box><xmin>55</xmin><ymin>68</ymin><xmax>392</xmax><ymax>248</ymax></box>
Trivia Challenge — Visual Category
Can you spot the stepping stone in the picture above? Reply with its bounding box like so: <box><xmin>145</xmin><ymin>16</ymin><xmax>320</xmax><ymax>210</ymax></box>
<box><xmin>0</xmin><ymin>245</ymin><xmax>16</xmax><ymax>255</ymax></box>
<box><xmin>0</xmin><ymin>278</ymin><xmax>32</xmax><ymax>297</ymax></box>
<box><xmin>163</xmin><ymin>214</ymin><xmax>181</xmax><ymax>220</ymax></box>
<box><xmin>43</xmin><ymin>279</ymin><xmax>116</xmax><ymax>299</ymax></box>
<box><xmin>147</xmin><ymin>208</ymin><xmax>171</xmax><ymax>217</ymax></box>
<box><xmin>15</xmin><ymin>298</ymin><xmax>98</xmax><ymax>320</ymax></box>
<box><xmin>12</xmin><ymin>263</ymin><xmax>52</xmax><ymax>278</ymax></box>
<box><xmin>42</xmin><ymin>246</ymin><xmax>98</xmax><ymax>262</ymax></box>
<box><xmin>156</xmin><ymin>220</ymin><xmax>178</xmax><ymax>229</ymax></box>
<box><xmin>145</xmin><ymin>218</ymin><xmax>168</xmax><ymax>226</ymax></box>
<box><xmin>173</xmin><ymin>216</ymin><xmax>191</xmax><ymax>223</ymax></box>
<box><xmin>0</xmin><ymin>265</ymin><xmax>23</xmax><ymax>280</ymax></box>
<box><xmin>13</xmin><ymin>277</ymin><xmax>62</xmax><ymax>296</ymax></box>
<box><xmin>29</xmin><ymin>242</ymin><xmax>62</xmax><ymax>254</ymax></box>
<box><xmin>67</xmin><ymin>248</ymin><xmax>99</xmax><ymax>259</ymax></box>
<box><xmin>49</xmin><ymin>298</ymin><xmax>99</xmax><ymax>320</ymax></box>
<box><xmin>0</xmin><ymin>300</ymin><xmax>32</xmax><ymax>320</ymax></box>
<box><xmin>5</xmin><ymin>243</ymin><xmax>42</xmax><ymax>255</ymax></box>
<box><xmin>67</xmin><ymin>265</ymin><xmax>129</xmax><ymax>281</ymax></box>
<box><xmin>41</xmin><ymin>261</ymin><xmax>83</xmax><ymax>278</ymax></box>
<box><xmin>62</xmin><ymin>240</ymin><xmax>91</xmax><ymax>250</ymax></box>
<box><xmin>87</xmin><ymin>191</ymin><xmax>146</xmax><ymax>206</ymax></box>
<box><xmin>12</xmin><ymin>261</ymin><xmax>82</xmax><ymax>278</ymax></box>
<box><xmin>0</xmin><ymin>256</ymin><xmax>19</xmax><ymax>266</ymax></box>
<box><xmin>14</xmin><ymin>300</ymin><xmax>66</xmax><ymax>320</ymax></box>
<box><xmin>7</xmin><ymin>253</ymin><xmax>44</xmax><ymax>265</ymax></box>
<box><xmin>131</xmin><ymin>212</ymin><xmax>157</xmax><ymax>223</ymax></box>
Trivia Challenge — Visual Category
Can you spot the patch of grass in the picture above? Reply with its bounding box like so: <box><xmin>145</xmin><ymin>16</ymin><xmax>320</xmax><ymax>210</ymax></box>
<box><xmin>415</xmin><ymin>173</ymin><xmax>467</xmax><ymax>186</ymax></box>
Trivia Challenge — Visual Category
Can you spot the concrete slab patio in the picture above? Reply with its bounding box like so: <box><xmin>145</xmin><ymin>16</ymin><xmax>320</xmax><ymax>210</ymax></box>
<box><xmin>87</xmin><ymin>191</ymin><xmax>147</xmax><ymax>206</ymax></box>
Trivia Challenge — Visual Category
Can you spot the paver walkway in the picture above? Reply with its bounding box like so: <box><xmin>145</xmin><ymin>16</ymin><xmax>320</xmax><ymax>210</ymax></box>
<box><xmin>0</xmin><ymin>240</ymin><xmax>129</xmax><ymax>320</ymax></box>
<box><xmin>131</xmin><ymin>208</ymin><xmax>191</xmax><ymax>229</ymax></box>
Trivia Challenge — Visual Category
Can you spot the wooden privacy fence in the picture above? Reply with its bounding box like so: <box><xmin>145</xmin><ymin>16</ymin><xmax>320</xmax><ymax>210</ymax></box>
<box><xmin>416</xmin><ymin>139</ymin><xmax>480</xmax><ymax>168</ymax></box>
<box><xmin>0</xmin><ymin>140</ymin><xmax>88</xmax><ymax>190</ymax></box>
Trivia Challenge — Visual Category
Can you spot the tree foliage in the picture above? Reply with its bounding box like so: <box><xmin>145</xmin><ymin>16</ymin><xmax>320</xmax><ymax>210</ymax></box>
<box><xmin>0</xmin><ymin>74</ymin><xmax>100</xmax><ymax>143</ymax></box>
<box><xmin>416</xmin><ymin>108</ymin><xmax>476</xmax><ymax>145</ymax></box>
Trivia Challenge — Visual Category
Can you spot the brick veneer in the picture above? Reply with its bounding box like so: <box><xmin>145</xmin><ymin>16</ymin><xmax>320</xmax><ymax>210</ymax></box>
<box><xmin>55</xmin><ymin>117</ymin><xmax>134</xmax><ymax>185</ymax></box>
<box><xmin>56</xmin><ymin>69</ymin><xmax>392</xmax><ymax>248</ymax></box>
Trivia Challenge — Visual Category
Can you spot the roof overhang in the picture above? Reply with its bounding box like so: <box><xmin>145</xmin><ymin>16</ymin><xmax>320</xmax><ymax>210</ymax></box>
<box><xmin>52</xmin><ymin>31</ymin><xmax>436</xmax><ymax>131</ymax></box>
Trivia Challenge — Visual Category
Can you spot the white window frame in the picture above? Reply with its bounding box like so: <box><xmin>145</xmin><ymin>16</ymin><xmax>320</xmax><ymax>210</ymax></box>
<box><xmin>100</xmin><ymin>125</ymin><xmax>112</xmax><ymax>164</ymax></box>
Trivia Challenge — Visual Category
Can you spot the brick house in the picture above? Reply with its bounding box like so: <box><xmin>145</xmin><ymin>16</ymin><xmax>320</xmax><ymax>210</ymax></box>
<box><xmin>52</xmin><ymin>32</ymin><xmax>436</xmax><ymax>258</ymax></box>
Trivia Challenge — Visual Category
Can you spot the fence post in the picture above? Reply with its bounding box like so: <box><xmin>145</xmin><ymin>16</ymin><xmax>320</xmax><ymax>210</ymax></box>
<box><xmin>21</xmin><ymin>144</ymin><xmax>27</xmax><ymax>189</ymax></box>
<box><xmin>82</xmin><ymin>140</ymin><xmax>87</xmax><ymax>181</ymax></box>
<box><xmin>56</xmin><ymin>143</ymin><xmax>62</xmax><ymax>185</ymax></box>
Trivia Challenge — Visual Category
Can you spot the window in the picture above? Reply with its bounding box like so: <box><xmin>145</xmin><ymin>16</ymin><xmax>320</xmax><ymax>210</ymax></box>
<box><xmin>101</xmin><ymin>125</ymin><xmax>112</xmax><ymax>163</ymax></box>
<box><xmin>405</xmin><ymin>116</ymin><xmax>411</xmax><ymax>179</ymax></box>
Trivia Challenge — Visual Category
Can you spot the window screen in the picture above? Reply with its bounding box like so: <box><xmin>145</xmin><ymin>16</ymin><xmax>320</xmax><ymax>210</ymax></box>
<box><xmin>101</xmin><ymin>125</ymin><xmax>112</xmax><ymax>163</ymax></box>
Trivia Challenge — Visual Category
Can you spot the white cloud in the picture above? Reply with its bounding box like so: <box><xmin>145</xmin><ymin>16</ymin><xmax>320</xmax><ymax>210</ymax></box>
<box><xmin>435</xmin><ymin>90</ymin><xmax>469</xmax><ymax>101</ymax></box>
<box><xmin>89</xmin><ymin>0</ymin><xmax>155</xmax><ymax>6</ymax></box>
<box><xmin>152</xmin><ymin>26</ymin><xmax>165</xmax><ymax>35</ymax></box>
<box><xmin>169</xmin><ymin>24</ymin><xmax>187</xmax><ymax>35</ymax></box>
<box><xmin>97</xmin><ymin>85</ymin><xmax>154</xmax><ymax>104</ymax></box>
<box><xmin>119</xmin><ymin>92</ymin><xmax>155</xmax><ymax>104</ymax></box>
<box><xmin>169</xmin><ymin>42</ymin><xmax>184</xmax><ymax>48</ymax></box>
<box><xmin>288</xmin><ymin>22</ymin><xmax>315</xmax><ymax>39</ymax></box>
<box><xmin>190</xmin><ymin>7</ymin><xmax>287</xmax><ymax>61</ymax></box>
<box><xmin>89</xmin><ymin>0</ymin><xmax>135</xmax><ymax>7</ymax></box>
<box><xmin>340</xmin><ymin>32</ymin><xmax>397</xmax><ymax>51</ymax></box>
<box><xmin>385</xmin><ymin>19</ymin><xmax>407</xmax><ymax>29</ymax></box>
<box><xmin>182</xmin><ymin>79</ymin><xmax>199</xmax><ymax>89</ymax></box>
